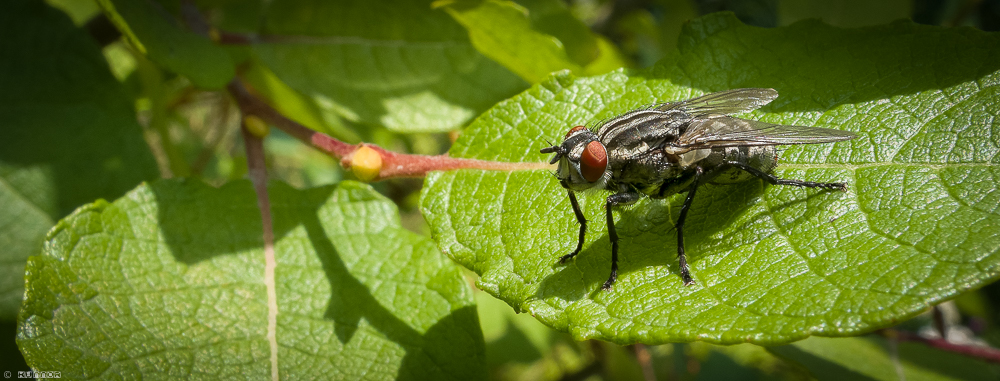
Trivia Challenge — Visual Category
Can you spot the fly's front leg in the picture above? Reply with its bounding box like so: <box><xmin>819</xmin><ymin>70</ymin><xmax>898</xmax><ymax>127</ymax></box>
<box><xmin>559</xmin><ymin>190</ymin><xmax>587</xmax><ymax>263</ymax></box>
<box><xmin>675</xmin><ymin>167</ymin><xmax>705</xmax><ymax>286</ymax></box>
<box><xmin>724</xmin><ymin>161</ymin><xmax>847</xmax><ymax>191</ymax></box>
<box><xmin>602</xmin><ymin>191</ymin><xmax>642</xmax><ymax>290</ymax></box>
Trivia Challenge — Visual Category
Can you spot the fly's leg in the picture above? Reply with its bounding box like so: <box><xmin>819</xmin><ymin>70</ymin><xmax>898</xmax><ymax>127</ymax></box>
<box><xmin>559</xmin><ymin>190</ymin><xmax>588</xmax><ymax>263</ymax></box>
<box><xmin>602</xmin><ymin>191</ymin><xmax>642</xmax><ymax>290</ymax></box>
<box><xmin>657</xmin><ymin>171</ymin><xmax>695</xmax><ymax>198</ymax></box>
<box><xmin>723</xmin><ymin>161</ymin><xmax>847</xmax><ymax>191</ymax></box>
<box><xmin>675</xmin><ymin>167</ymin><xmax>705</xmax><ymax>286</ymax></box>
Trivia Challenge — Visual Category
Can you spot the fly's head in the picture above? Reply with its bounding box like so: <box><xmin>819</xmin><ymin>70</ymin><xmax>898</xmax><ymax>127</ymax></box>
<box><xmin>541</xmin><ymin>126</ymin><xmax>609</xmax><ymax>191</ymax></box>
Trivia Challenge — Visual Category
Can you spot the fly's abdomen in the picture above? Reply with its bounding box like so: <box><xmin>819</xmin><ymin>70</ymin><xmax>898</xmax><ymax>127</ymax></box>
<box><xmin>709</xmin><ymin>146</ymin><xmax>778</xmax><ymax>184</ymax></box>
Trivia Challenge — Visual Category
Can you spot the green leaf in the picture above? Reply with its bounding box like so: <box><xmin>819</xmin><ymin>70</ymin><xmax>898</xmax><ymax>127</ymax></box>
<box><xmin>769</xmin><ymin>336</ymin><xmax>1000</xmax><ymax>380</ymax></box>
<box><xmin>478</xmin><ymin>291</ymin><xmax>606</xmax><ymax>378</ymax></box>
<box><xmin>46</xmin><ymin>0</ymin><xmax>101</xmax><ymax>25</ymax></box>
<box><xmin>513</xmin><ymin>0</ymin><xmax>601</xmax><ymax>67</ymax></box>
<box><xmin>613</xmin><ymin>0</ymin><xmax>699</xmax><ymax>66</ymax></box>
<box><xmin>242</xmin><ymin>62</ymin><xmax>363</xmax><ymax>144</ymax></box>
<box><xmin>477</xmin><ymin>291</ymin><xmax>552</xmax><ymax>367</ymax></box>
<box><xmin>0</xmin><ymin>165</ymin><xmax>54</xmax><ymax>322</ymax></box>
<box><xmin>420</xmin><ymin>13</ymin><xmax>1000</xmax><ymax>345</ymax></box>
<box><xmin>0</xmin><ymin>0</ymin><xmax>159</xmax><ymax>320</ymax></box>
<box><xmin>439</xmin><ymin>0</ymin><xmax>628</xmax><ymax>83</ymax></box>
<box><xmin>251</xmin><ymin>0</ymin><xmax>528</xmax><ymax>133</ymax></box>
<box><xmin>439</xmin><ymin>0</ymin><xmax>581</xmax><ymax>84</ymax></box>
<box><xmin>694</xmin><ymin>341</ymin><xmax>810</xmax><ymax>379</ymax></box>
<box><xmin>17</xmin><ymin>180</ymin><xmax>486</xmax><ymax>379</ymax></box>
<box><xmin>97</xmin><ymin>0</ymin><xmax>235</xmax><ymax>89</ymax></box>
<box><xmin>778</xmin><ymin>0</ymin><xmax>912</xmax><ymax>27</ymax></box>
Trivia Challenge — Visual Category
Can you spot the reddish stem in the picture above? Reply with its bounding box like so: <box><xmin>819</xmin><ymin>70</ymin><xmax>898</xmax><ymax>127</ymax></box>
<box><xmin>226</xmin><ymin>79</ymin><xmax>550</xmax><ymax>181</ymax></box>
<box><xmin>883</xmin><ymin>329</ymin><xmax>1000</xmax><ymax>364</ymax></box>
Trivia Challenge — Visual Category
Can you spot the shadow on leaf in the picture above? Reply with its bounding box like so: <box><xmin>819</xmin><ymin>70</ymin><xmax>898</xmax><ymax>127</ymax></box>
<box><xmin>279</xmin><ymin>182</ymin><xmax>485</xmax><ymax>380</ymax></box>
<box><xmin>533</xmin><ymin>179</ymin><xmax>767</xmax><ymax>302</ymax></box>
<box><xmin>153</xmin><ymin>180</ymin><xmax>270</xmax><ymax>264</ymax></box>
<box><xmin>149</xmin><ymin>180</ymin><xmax>485</xmax><ymax>379</ymax></box>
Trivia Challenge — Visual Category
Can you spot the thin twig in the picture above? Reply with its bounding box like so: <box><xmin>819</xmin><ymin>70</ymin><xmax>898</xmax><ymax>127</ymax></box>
<box><xmin>242</xmin><ymin>123</ymin><xmax>280</xmax><ymax>380</ymax></box>
<box><xmin>881</xmin><ymin>329</ymin><xmax>1000</xmax><ymax>364</ymax></box>
<box><xmin>226</xmin><ymin>79</ymin><xmax>551</xmax><ymax>181</ymax></box>
<box><xmin>886</xmin><ymin>333</ymin><xmax>906</xmax><ymax>381</ymax></box>
<box><xmin>932</xmin><ymin>305</ymin><xmax>947</xmax><ymax>340</ymax></box>
<box><xmin>634</xmin><ymin>344</ymin><xmax>657</xmax><ymax>381</ymax></box>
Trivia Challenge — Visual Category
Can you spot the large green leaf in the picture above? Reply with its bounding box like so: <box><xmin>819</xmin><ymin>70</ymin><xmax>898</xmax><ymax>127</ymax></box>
<box><xmin>97</xmin><ymin>0</ymin><xmax>235</xmax><ymax>88</ymax></box>
<box><xmin>0</xmin><ymin>0</ymin><xmax>159</xmax><ymax>321</ymax></box>
<box><xmin>252</xmin><ymin>0</ymin><xmax>528</xmax><ymax>133</ymax></box>
<box><xmin>420</xmin><ymin>13</ymin><xmax>1000</xmax><ymax>345</ymax></box>
<box><xmin>769</xmin><ymin>336</ymin><xmax>1000</xmax><ymax>380</ymax></box>
<box><xmin>17</xmin><ymin>180</ymin><xmax>485</xmax><ymax>379</ymax></box>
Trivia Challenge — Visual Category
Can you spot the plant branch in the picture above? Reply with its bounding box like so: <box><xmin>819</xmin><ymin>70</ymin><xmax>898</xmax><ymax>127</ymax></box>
<box><xmin>880</xmin><ymin>329</ymin><xmax>1000</xmax><ymax>364</ymax></box>
<box><xmin>633</xmin><ymin>344</ymin><xmax>657</xmax><ymax>381</ymax></box>
<box><xmin>241</xmin><ymin>121</ymin><xmax>280</xmax><ymax>380</ymax></box>
<box><xmin>226</xmin><ymin>78</ymin><xmax>551</xmax><ymax>181</ymax></box>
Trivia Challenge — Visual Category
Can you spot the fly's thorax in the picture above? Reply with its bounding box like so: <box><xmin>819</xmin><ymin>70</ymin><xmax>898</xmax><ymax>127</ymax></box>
<box><xmin>598</xmin><ymin>109</ymin><xmax>687</xmax><ymax>154</ymax></box>
<box><xmin>594</xmin><ymin>110</ymin><xmax>690</xmax><ymax>187</ymax></box>
<box><xmin>599</xmin><ymin>146</ymin><xmax>683</xmax><ymax>195</ymax></box>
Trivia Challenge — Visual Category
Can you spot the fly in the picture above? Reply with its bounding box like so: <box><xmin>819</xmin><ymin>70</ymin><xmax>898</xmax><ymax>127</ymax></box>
<box><xmin>540</xmin><ymin>88</ymin><xmax>855</xmax><ymax>290</ymax></box>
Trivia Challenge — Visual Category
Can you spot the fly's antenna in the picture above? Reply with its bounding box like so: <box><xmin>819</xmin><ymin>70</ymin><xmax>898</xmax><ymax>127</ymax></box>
<box><xmin>539</xmin><ymin>145</ymin><xmax>561</xmax><ymax>154</ymax></box>
<box><xmin>540</xmin><ymin>144</ymin><xmax>565</xmax><ymax>164</ymax></box>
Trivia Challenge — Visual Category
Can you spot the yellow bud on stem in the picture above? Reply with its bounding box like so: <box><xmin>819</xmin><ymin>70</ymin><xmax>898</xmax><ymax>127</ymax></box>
<box><xmin>208</xmin><ymin>28</ymin><xmax>221</xmax><ymax>43</ymax></box>
<box><xmin>351</xmin><ymin>145</ymin><xmax>382</xmax><ymax>182</ymax></box>
<box><xmin>244</xmin><ymin>115</ymin><xmax>270</xmax><ymax>138</ymax></box>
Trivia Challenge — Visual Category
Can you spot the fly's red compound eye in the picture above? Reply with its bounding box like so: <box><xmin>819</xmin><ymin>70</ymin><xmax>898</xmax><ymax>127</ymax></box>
<box><xmin>566</xmin><ymin>125</ymin><xmax>586</xmax><ymax>138</ymax></box>
<box><xmin>580</xmin><ymin>141</ymin><xmax>607</xmax><ymax>183</ymax></box>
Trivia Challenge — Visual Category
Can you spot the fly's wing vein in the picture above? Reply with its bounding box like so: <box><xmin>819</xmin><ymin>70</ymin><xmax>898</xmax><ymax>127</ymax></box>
<box><xmin>676</xmin><ymin>117</ymin><xmax>856</xmax><ymax>149</ymax></box>
<box><xmin>657</xmin><ymin>88</ymin><xmax>778</xmax><ymax>116</ymax></box>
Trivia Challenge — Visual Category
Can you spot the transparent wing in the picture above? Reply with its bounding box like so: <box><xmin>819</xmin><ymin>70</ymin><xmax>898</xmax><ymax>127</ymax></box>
<box><xmin>677</xmin><ymin>116</ymin><xmax>856</xmax><ymax>148</ymax></box>
<box><xmin>657</xmin><ymin>88</ymin><xmax>779</xmax><ymax>116</ymax></box>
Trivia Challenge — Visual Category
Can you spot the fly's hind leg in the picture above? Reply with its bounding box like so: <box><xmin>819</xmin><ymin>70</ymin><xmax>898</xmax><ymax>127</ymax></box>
<box><xmin>723</xmin><ymin>161</ymin><xmax>847</xmax><ymax>191</ymax></box>
<box><xmin>674</xmin><ymin>167</ymin><xmax>705</xmax><ymax>286</ymax></box>
<box><xmin>602</xmin><ymin>191</ymin><xmax>642</xmax><ymax>290</ymax></box>
<box><xmin>559</xmin><ymin>190</ymin><xmax>587</xmax><ymax>263</ymax></box>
